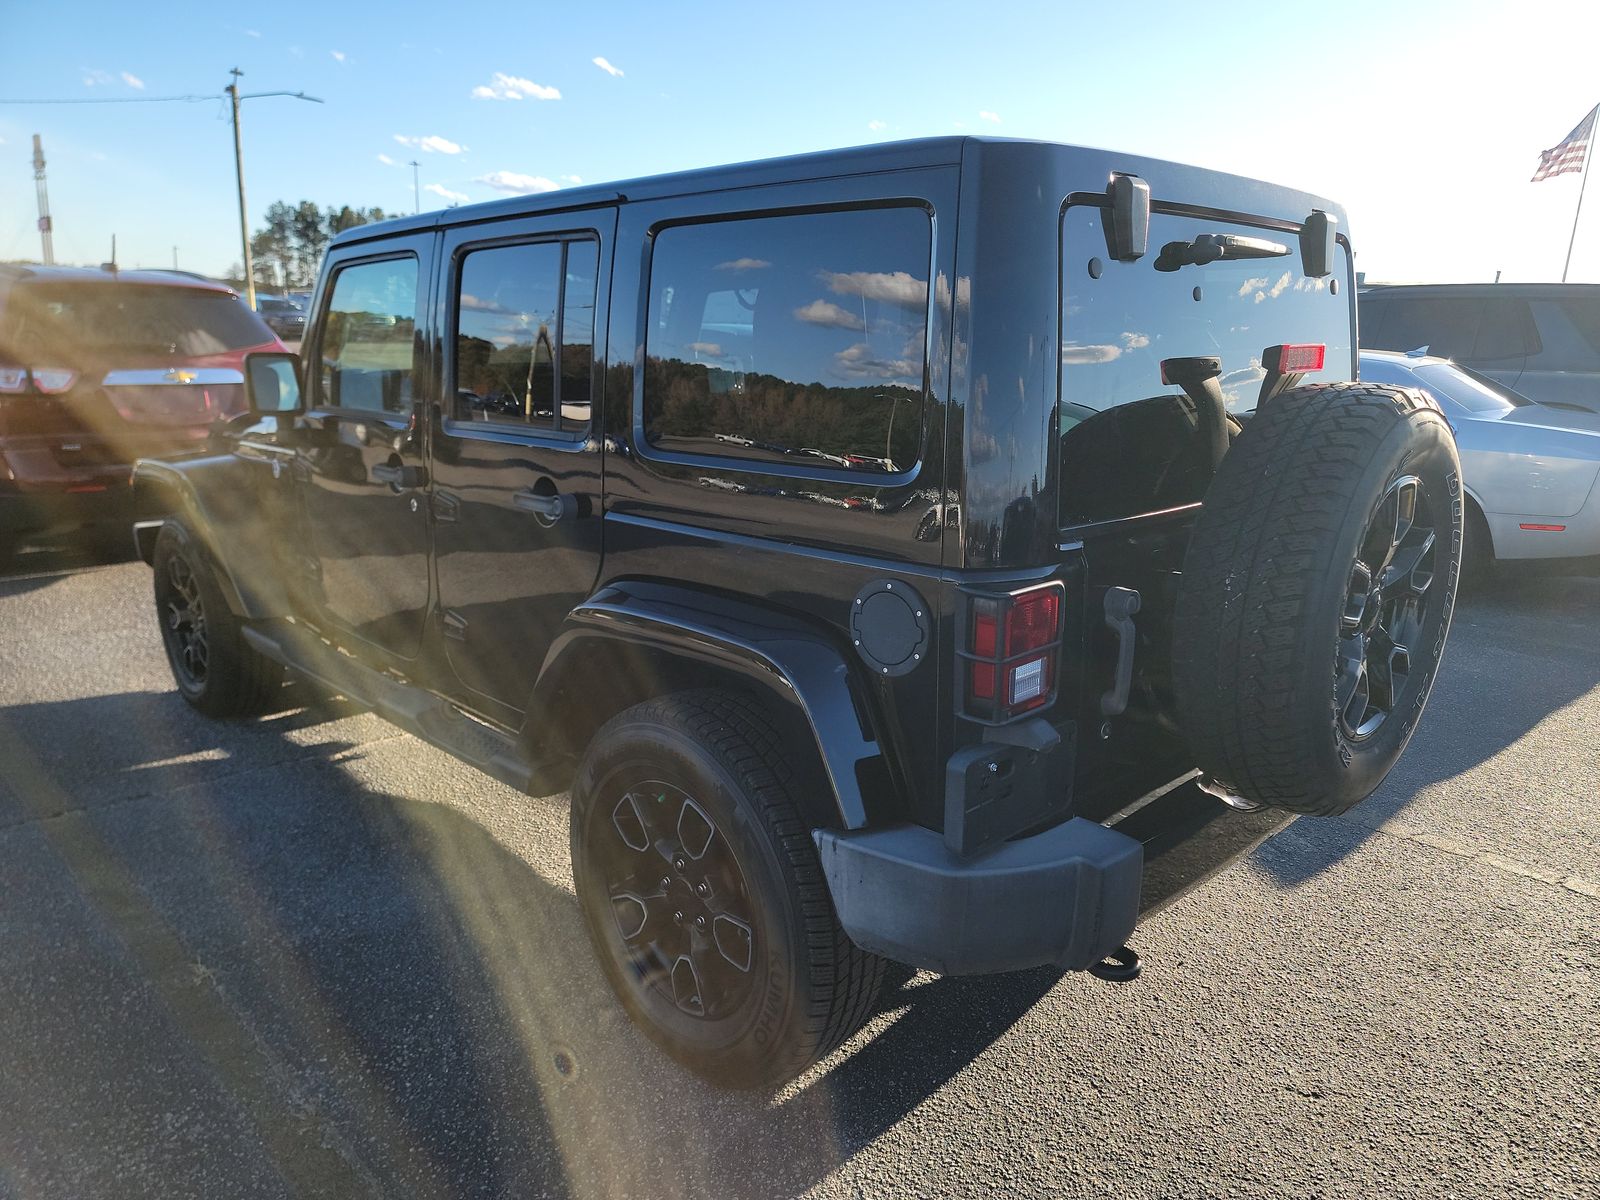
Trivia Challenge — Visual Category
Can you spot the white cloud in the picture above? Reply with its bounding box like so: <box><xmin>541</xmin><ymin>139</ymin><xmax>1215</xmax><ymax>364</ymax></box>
<box><xmin>979</xmin><ymin>110</ymin><xmax>1001</xmax><ymax>124</ymax></box>
<box><xmin>1254</xmin><ymin>272</ymin><xmax>1294</xmax><ymax>303</ymax></box>
<box><xmin>472</xmin><ymin>72</ymin><xmax>560</xmax><ymax>101</ymax></box>
<box><xmin>81</xmin><ymin>68</ymin><xmax>113</xmax><ymax>86</ymax></box>
<box><xmin>794</xmin><ymin>299</ymin><xmax>865</xmax><ymax>331</ymax></box>
<box><xmin>715</xmin><ymin>257</ymin><xmax>770</xmax><ymax>272</ymax></box>
<box><xmin>474</xmin><ymin>170</ymin><xmax>559</xmax><ymax>194</ymax></box>
<box><xmin>245</xmin><ymin>29</ymin><xmax>261</xmax><ymax>37</ymax></box>
<box><xmin>823</xmin><ymin>269</ymin><xmax>928</xmax><ymax>310</ymax></box>
<box><xmin>561</xmin><ymin>174</ymin><xmax>583</xmax><ymax>184</ymax></box>
<box><xmin>592</xmin><ymin>56</ymin><xmax>624</xmax><ymax>77</ymax></box>
<box><xmin>425</xmin><ymin>183</ymin><xmax>468</xmax><ymax>204</ymax></box>
<box><xmin>1121</xmin><ymin>331</ymin><xmax>1150</xmax><ymax>349</ymax></box>
<box><xmin>330</xmin><ymin>50</ymin><xmax>346</xmax><ymax>63</ymax></box>
<box><xmin>1238</xmin><ymin>276</ymin><xmax>1269</xmax><ymax>296</ymax></box>
<box><xmin>868</xmin><ymin>119</ymin><xmax>887</xmax><ymax>132</ymax></box>
<box><xmin>377</xmin><ymin>153</ymin><xmax>396</xmax><ymax>165</ymax></box>
<box><xmin>395</xmin><ymin>134</ymin><xmax>464</xmax><ymax>155</ymax></box>
<box><xmin>1269</xmin><ymin>272</ymin><xmax>1292</xmax><ymax>299</ymax></box>
<box><xmin>121</xmin><ymin>72</ymin><xmax>144</xmax><ymax>90</ymax></box>
<box><xmin>1061</xmin><ymin>343</ymin><xmax>1123</xmax><ymax>365</ymax></box>
<box><xmin>834</xmin><ymin>342</ymin><xmax>919</xmax><ymax>380</ymax></box>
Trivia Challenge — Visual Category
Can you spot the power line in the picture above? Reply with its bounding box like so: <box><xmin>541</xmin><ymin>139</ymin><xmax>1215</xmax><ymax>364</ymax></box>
<box><xmin>0</xmin><ymin>94</ymin><xmax>223</xmax><ymax>105</ymax></box>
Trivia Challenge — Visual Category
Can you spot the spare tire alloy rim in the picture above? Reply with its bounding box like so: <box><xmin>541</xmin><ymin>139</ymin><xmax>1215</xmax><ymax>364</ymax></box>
<box><xmin>600</xmin><ymin>781</ymin><xmax>756</xmax><ymax>1020</ymax></box>
<box><xmin>163</xmin><ymin>554</ymin><xmax>208</xmax><ymax>685</ymax></box>
<box><xmin>1336</xmin><ymin>475</ymin><xmax>1437</xmax><ymax>741</ymax></box>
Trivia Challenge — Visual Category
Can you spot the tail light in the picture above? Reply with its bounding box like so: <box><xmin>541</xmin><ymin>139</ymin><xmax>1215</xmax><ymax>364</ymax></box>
<box><xmin>962</xmin><ymin>583</ymin><xmax>1064</xmax><ymax>722</ymax></box>
<box><xmin>1262</xmin><ymin>343</ymin><xmax>1326</xmax><ymax>374</ymax></box>
<box><xmin>0</xmin><ymin>368</ymin><xmax>27</xmax><ymax>393</ymax></box>
<box><xmin>29</xmin><ymin>368</ymin><xmax>79</xmax><ymax>394</ymax></box>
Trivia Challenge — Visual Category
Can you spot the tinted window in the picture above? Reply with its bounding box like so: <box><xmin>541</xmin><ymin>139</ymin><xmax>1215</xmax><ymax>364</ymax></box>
<box><xmin>1527</xmin><ymin>297</ymin><xmax>1600</xmax><ymax>371</ymax></box>
<box><xmin>1367</xmin><ymin>297</ymin><xmax>1480</xmax><ymax>359</ymax></box>
<box><xmin>644</xmin><ymin>207</ymin><xmax>931</xmax><ymax>473</ymax></box>
<box><xmin>453</xmin><ymin>239</ymin><xmax>598</xmax><ymax>431</ymax></box>
<box><xmin>1415</xmin><ymin>361</ymin><xmax>1528</xmax><ymax>411</ymax></box>
<box><xmin>1058</xmin><ymin>205</ymin><xmax>1354</xmax><ymax>527</ymax></box>
<box><xmin>2</xmin><ymin>284</ymin><xmax>274</xmax><ymax>360</ymax></box>
<box><xmin>318</xmin><ymin>257</ymin><xmax>418</xmax><ymax>415</ymax></box>
<box><xmin>1472</xmin><ymin>297</ymin><xmax>1536</xmax><ymax>361</ymax></box>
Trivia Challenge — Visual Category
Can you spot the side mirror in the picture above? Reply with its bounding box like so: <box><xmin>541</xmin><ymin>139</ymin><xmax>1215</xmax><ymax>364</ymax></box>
<box><xmin>1299</xmin><ymin>210</ymin><xmax>1338</xmax><ymax>278</ymax></box>
<box><xmin>244</xmin><ymin>351</ymin><xmax>303</xmax><ymax>416</ymax></box>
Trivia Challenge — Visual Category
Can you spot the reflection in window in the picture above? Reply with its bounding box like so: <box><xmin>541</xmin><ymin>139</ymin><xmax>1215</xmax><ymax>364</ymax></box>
<box><xmin>319</xmin><ymin>258</ymin><xmax>418</xmax><ymax>414</ymax></box>
<box><xmin>1058</xmin><ymin>204</ymin><xmax>1353</xmax><ymax>528</ymax></box>
<box><xmin>454</xmin><ymin>238</ymin><xmax>598</xmax><ymax>431</ymax></box>
<box><xmin>644</xmin><ymin>207</ymin><xmax>931</xmax><ymax>472</ymax></box>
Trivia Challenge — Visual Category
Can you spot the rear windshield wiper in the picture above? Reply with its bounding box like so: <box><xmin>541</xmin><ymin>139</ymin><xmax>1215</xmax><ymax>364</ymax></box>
<box><xmin>1154</xmin><ymin>232</ymin><xmax>1290</xmax><ymax>273</ymax></box>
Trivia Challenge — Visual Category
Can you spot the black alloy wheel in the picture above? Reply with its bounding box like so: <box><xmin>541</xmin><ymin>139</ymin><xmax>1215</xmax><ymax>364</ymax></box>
<box><xmin>598</xmin><ymin>781</ymin><xmax>757</xmax><ymax>1020</ymax></box>
<box><xmin>160</xmin><ymin>551</ymin><xmax>210</xmax><ymax>688</ymax></box>
<box><xmin>1336</xmin><ymin>475</ymin><xmax>1440</xmax><ymax>741</ymax></box>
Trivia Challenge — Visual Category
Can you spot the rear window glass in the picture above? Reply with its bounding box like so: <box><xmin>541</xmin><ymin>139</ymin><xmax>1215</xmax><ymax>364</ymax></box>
<box><xmin>1058</xmin><ymin>205</ymin><xmax>1354</xmax><ymax>528</ymax></box>
<box><xmin>1527</xmin><ymin>297</ymin><xmax>1600</xmax><ymax>370</ymax></box>
<box><xmin>2</xmin><ymin>283</ymin><xmax>274</xmax><ymax>360</ymax></box>
<box><xmin>644</xmin><ymin>206</ymin><xmax>931</xmax><ymax>474</ymax></box>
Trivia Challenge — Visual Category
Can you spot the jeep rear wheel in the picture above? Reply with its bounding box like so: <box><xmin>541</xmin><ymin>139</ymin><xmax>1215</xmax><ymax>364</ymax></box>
<box><xmin>1173</xmin><ymin>383</ymin><xmax>1462</xmax><ymax>817</ymax></box>
<box><xmin>570</xmin><ymin>690</ymin><xmax>885</xmax><ymax>1089</ymax></box>
<box><xmin>153</xmin><ymin>521</ymin><xmax>284</xmax><ymax>718</ymax></box>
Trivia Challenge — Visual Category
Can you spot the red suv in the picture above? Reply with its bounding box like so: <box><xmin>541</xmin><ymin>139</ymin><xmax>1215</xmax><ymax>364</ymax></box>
<box><xmin>0</xmin><ymin>265</ymin><xmax>282</xmax><ymax>560</ymax></box>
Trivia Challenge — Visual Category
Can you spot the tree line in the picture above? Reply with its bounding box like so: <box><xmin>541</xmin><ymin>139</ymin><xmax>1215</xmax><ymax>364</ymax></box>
<box><xmin>225</xmin><ymin>200</ymin><xmax>390</xmax><ymax>291</ymax></box>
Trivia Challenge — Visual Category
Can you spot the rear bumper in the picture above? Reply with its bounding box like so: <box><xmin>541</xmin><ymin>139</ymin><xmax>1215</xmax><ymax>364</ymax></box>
<box><xmin>815</xmin><ymin>817</ymin><xmax>1143</xmax><ymax>975</ymax></box>
<box><xmin>0</xmin><ymin>480</ymin><xmax>155</xmax><ymax>538</ymax></box>
<box><xmin>815</xmin><ymin>777</ymin><xmax>1297</xmax><ymax>976</ymax></box>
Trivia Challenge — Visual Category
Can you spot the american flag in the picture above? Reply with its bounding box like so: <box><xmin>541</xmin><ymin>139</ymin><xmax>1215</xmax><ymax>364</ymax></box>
<box><xmin>1532</xmin><ymin>105</ymin><xmax>1598</xmax><ymax>182</ymax></box>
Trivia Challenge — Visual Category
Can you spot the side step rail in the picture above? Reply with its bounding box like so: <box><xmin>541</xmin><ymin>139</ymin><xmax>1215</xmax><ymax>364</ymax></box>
<box><xmin>241</xmin><ymin>620</ymin><xmax>535</xmax><ymax>795</ymax></box>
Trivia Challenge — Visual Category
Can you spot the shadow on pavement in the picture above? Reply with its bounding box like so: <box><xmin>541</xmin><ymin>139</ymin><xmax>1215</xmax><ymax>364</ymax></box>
<box><xmin>1256</xmin><ymin>570</ymin><xmax>1600</xmax><ymax>887</ymax></box>
<box><xmin>0</xmin><ymin>685</ymin><xmax>1068</xmax><ymax>1198</ymax></box>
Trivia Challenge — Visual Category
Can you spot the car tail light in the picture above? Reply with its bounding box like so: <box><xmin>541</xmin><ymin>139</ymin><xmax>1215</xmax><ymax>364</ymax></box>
<box><xmin>963</xmin><ymin>583</ymin><xmax>1063</xmax><ymax>722</ymax></box>
<box><xmin>1519</xmin><ymin>523</ymin><xmax>1566</xmax><ymax>532</ymax></box>
<box><xmin>29</xmin><ymin>368</ymin><xmax>78</xmax><ymax>394</ymax></box>
<box><xmin>1262</xmin><ymin>343</ymin><xmax>1326</xmax><ymax>374</ymax></box>
<box><xmin>0</xmin><ymin>367</ymin><xmax>28</xmax><ymax>393</ymax></box>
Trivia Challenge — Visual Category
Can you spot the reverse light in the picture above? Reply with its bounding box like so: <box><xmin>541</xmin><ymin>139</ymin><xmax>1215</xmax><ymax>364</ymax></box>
<box><xmin>0</xmin><ymin>367</ymin><xmax>28</xmax><ymax>393</ymax></box>
<box><xmin>29</xmin><ymin>368</ymin><xmax>79</xmax><ymax>394</ymax></box>
<box><xmin>964</xmin><ymin>584</ymin><xmax>1063</xmax><ymax>722</ymax></box>
<box><xmin>1262</xmin><ymin>343</ymin><xmax>1326</xmax><ymax>374</ymax></box>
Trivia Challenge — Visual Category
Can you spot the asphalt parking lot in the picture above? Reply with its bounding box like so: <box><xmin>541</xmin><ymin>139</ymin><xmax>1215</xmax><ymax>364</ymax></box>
<box><xmin>0</xmin><ymin>545</ymin><xmax>1595</xmax><ymax>1199</ymax></box>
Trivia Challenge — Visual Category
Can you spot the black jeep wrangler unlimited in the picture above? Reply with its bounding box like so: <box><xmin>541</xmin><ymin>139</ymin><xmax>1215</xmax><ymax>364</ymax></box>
<box><xmin>135</xmin><ymin>137</ymin><xmax>1461</xmax><ymax>1088</ymax></box>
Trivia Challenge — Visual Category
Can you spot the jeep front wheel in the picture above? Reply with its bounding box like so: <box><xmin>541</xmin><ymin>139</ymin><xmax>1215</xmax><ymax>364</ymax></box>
<box><xmin>1173</xmin><ymin>382</ymin><xmax>1462</xmax><ymax>817</ymax></box>
<box><xmin>570</xmin><ymin>690</ymin><xmax>885</xmax><ymax>1088</ymax></box>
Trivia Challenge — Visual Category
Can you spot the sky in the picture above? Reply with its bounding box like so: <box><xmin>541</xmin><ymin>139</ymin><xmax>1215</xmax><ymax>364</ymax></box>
<box><xmin>2</xmin><ymin>0</ymin><xmax>1598</xmax><ymax>284</ymax></box>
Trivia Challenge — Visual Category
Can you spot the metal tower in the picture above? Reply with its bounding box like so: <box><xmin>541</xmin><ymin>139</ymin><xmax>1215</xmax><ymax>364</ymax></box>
<box><xmin>33</xmin><ymin>134</ymin><xmax>54</xmax><ymax>265</ymax></box>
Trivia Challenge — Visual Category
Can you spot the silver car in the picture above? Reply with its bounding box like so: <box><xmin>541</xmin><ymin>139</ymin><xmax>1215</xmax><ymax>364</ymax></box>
<box><xmin>1360</xmin><ymin>350</ymin><xmax>1600</xmax><ymax>574</ymax></box>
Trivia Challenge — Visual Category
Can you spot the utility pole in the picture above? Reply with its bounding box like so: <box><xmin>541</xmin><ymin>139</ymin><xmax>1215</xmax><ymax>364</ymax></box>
<box><xmin>32</xmin><ymin>134</ymin><xmax>54</xmax><ymax>265</ymax></box>
<box><xmin>410</xmin><ymin>160</ymin><xmax>420</xmax><ymax>215</ymax></box>
<box><xmin>227</xmin><ymin>68</ymin><xmax>254</xmax><ymax>308</ymax></box>
<box><xmin>225</xmin><ymin>68</ymin><xmax>323</xmax><ymax>309</ymax></box>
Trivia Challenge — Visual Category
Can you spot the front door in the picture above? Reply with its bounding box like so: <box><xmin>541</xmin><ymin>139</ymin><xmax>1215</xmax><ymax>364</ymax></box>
<box><xmin>429</xmin><ymin>211</ymin><xmax>614</xmax><ymax>711</ymax></box>
<box><xmin>296</xmin><ymin>238</ymin><xmax>435</xmax><ymax>658</ymax></box>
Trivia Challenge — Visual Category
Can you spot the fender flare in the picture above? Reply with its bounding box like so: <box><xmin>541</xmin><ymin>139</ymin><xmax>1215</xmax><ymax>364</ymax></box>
<box><xmin>527</xmin><ymin>580</ymin><xmax>891</xmax><ymax>830</ymax></box>
<box><xmin>133</xmin><ymin>456</ymin><xmax>292</xmax><ymax>619</ymax></box>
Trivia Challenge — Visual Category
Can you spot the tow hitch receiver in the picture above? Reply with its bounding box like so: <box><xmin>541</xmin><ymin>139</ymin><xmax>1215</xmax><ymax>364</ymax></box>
<box><xmin>1088</xmin><ymin>945</ymin><xmax>1143</xmax><ymax>983</ymax></box>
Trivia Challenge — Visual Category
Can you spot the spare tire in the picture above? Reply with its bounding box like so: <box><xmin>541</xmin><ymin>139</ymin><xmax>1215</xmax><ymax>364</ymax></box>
<box><xmin>1173</xmin><ymin>383</ymin><xmax>1462</xmax><ymax>817</ymax></box>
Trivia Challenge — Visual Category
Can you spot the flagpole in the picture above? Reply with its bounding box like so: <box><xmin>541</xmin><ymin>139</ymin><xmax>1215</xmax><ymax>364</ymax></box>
<box><xmin>1562</xmin><ymin>104</ymin><xmax>1599</xmax><ymax>283</ymax></box>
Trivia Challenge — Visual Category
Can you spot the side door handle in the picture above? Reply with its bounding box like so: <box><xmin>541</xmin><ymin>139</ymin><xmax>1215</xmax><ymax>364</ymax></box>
<box><xmin>371</xmin><ymin>462</ymin><xmax>428</xmax><ymax>490</ymax></box>
<box><xmin>513</xmin><ymin>488</ymin><xmax>574</xmax><ymax>526</ymax></box>
<box><xmin>1100</xmin><ymin>586</ymin><xmax>1142</xmax><ymax>717</ymax></box>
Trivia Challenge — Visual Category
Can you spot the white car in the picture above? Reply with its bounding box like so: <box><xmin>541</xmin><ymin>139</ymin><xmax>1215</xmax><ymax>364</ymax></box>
<box><xmin>1360</xmin><ymin>350</ymin><xmax>1600</xmax><ymax>574</ymax></box>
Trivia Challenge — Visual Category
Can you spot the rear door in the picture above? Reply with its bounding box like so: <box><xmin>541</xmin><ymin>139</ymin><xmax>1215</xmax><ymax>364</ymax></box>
<box><xmin>1057</xmin><ymin>201</ymin><xmax>1356</xmax><ymax>812</ymax></box>
<box><xmin>296</xmin><ymin>238</ymin><xmax>435</xmax><ymax>658</ymax></box>
<box><xmin>428</xmin><ymin>211</ymin><xmax>613</xmax><ymax>711</ymax></box>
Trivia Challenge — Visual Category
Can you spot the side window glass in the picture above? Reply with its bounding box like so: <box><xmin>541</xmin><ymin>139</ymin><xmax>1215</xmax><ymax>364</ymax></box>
<box><xmin>319</xmin><ymin>257</ymin><xmax>418</xmax><ymax>415</ymax></box>
<box><xmin>1379</xmin><ymin>298</ymin><xmax>1479</xmax><ymax>360</ymax></box>
<box><xmin>453</xmin><ymin>238</ymin><xmax>597</xmax><ymax>432</ymax></box>
<box><xmin>1474</xmin><ymin>298</ymin><xmax>1535</xmax><ymax>361</ymax></box>
<box><xmin>1527</xmin><ymin>298</ymin><xmax>1600</xmax><ymax>370</ymax></box>
<box><xmin>644</xmin><ymin>206</ymin><xmax>931</xmax><ymax>473</ymax></box>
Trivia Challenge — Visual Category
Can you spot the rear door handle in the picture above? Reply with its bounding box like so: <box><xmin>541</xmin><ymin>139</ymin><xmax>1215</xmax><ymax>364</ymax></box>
<box><xmin>513</xmin><ymin>488</ymin><xmax>573</xmax><ymax>525</ymax></box>
<box><xmin>1100</xmin><ymin>586</ymin><xmax>1142</xmax><ymax>717</ymax></box>
<box><xmin>371</xmin><ymin>462</ymin><xmax>427</xmax><ymax>490</ymax></box>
